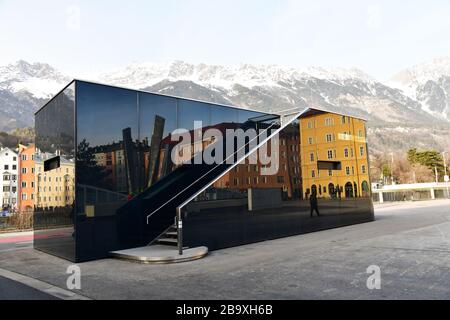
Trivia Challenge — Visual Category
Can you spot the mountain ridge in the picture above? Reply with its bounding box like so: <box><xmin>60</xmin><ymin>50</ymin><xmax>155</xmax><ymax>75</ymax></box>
<box><xmin>0</xmin><ymin>59</ymin><xmax>449</xmax><ymax>154</ymax></box>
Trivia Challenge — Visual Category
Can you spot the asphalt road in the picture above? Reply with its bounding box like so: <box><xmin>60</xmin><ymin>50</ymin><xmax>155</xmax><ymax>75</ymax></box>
<box><xmin>0</xmin><ymin>199</ymin><xmax>449</xmax><ymax>300</ymax></box>
<box><xmin>0</xmin><ymin>275</ymin><xmax>58</xmax><ymax>300</ymax></box>
<box><xmin>0</xmin><ymin>233</ymin><xmax>51</xmax><ymax>300</ymax></box>
<box><xmin>0</xmin><ymin>240</ymin><xmax>32</xmax><ymax>253</ymax></box>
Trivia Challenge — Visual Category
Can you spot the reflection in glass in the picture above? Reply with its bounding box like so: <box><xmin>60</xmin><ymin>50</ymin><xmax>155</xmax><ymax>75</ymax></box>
<box><xmin>181</xmin><ymin>118</ymin><xmax>374</xmax><ymax>251</ymax></box>
<box><xmin>34</xmin><ymin>82</ymin><xmax>76</xmax><ymax>261</ymax></box>
<box><xmin>35</xmin><ymin>80</ymin><xmax>374</xmax><ymax>262</ymax></box>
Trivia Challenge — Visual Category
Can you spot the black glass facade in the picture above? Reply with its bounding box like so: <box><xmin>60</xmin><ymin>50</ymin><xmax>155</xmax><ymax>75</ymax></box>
<box><xmin>182</xmin><ymin>119</ymin><xmax>374</xmax><ymax>250</ymax></box>
<box><xmin>34</xmin><ymin>82</ymin><xmax>76</xmax><ymax>261</ymax></box>
<box><xmin>34</xmin><ymin>80</ymin><xmax>374</xmax><ymax>262</ymax></box>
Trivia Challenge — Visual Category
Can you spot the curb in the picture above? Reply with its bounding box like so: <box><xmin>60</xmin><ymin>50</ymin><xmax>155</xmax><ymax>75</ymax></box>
<box><xmin>0</xmin><ymin>267</ymin><xmax>91</xmax><ymax>300</ymax></box>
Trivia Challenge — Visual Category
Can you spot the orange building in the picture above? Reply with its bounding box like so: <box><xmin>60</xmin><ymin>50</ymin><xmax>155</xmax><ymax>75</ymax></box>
<box><xmin>215</xmin><ymin>129</ymin><xmax>302</xmax><ymax>199</ymax></box>
<box><xmin>18</xmin><ymin>144</ymin><xmax>36</xmax><ymax>212</ymax></box>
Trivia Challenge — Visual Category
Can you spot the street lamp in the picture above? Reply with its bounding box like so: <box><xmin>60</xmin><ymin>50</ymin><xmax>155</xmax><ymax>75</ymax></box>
<box><xmin>390</xmin><ymin>152</ymin><xmax>394</xmax><ymax>185</ymax></box>
<box><xmin>443</xmin><ymin>151</ymin><xmax>449</xmax><ymax>198</ymax></box>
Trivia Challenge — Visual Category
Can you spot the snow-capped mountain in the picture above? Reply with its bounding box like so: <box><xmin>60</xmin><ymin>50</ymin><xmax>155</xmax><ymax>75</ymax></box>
<box><xmin>100</xmin><ymin>61</ymin><xmax>376</xmax><ymax>91</ymax></box>
<box><xmin>0</xmin><ymin>59</ymin><xmax>449</xmax><ymax>153</ymax></box>
<box><xmin>99</xmin><ymin>60</ymin><xmax>442</xmax><ymax>127</ymax></box>
<box><xmin>0</xmin><ymin>60</ymin><xmax>69</xmax><ymax>99</ymax></box>
<box><xmin>0</xmin><ymin>60</ymin><xmax>70</xmax><ymax>131</ymax></box>
<box><xmin>389</xmin><ymin>57</ymin><xmax>450</xmax><ymax>120</ymax></box>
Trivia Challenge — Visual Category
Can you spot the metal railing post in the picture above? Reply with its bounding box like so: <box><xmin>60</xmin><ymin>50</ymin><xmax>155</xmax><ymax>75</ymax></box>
<box><xmin>176</xmin><ymin>207</ymin><xmax>183</xmax><ymax>256</ymax></box>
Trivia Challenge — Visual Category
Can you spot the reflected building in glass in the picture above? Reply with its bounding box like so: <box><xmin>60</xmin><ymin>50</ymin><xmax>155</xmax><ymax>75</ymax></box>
<box><xmin>34</xmin><ymin>80</ymin><xmax>374</xmax><ymax>262</ymax></box>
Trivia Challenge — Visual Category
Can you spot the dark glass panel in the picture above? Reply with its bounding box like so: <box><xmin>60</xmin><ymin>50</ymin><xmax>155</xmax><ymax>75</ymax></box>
<box><xmin>211</xmin><ymin>105</ymin><xmax>238</xmax><ymax>126</ymax></box>
<box><xmin>114</xmin><ymin>102</ymin><xmax>273</xmax><ymax>253</ymax></box>
<box><xmin>34</xmin><ymin>83</ymin><xmax>76</xmax><ymax>262</ymax></box>
<box><xmin>177</xmin><ymin>99</ymin><xmax>211</xmax><ymax>131</ymax></box>
<box><xmin>238</xmin><ymin>109</ymin><xmax>263</xmax><ymax>123</ymax></box>
<box><xmin>75</xmin><ymin>82</ymin><xmax>138</xmax><ymax>261</ymax></box>
<box><xmin>182</xmin><ymin>118</ymin><xmax>374</xmax><ymax>251</ymax></box>
<box><xmin>139</xmin><ymin>93</ymin><xmax>177</xmax><ymax>187</ymax></box>
<box><xmin>76</xmin><ymin>81</ymin><xmax>139</xmax><ymax>194</ymax></box>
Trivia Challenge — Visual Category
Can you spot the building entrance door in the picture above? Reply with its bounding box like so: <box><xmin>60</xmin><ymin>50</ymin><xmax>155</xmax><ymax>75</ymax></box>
<box><xmin>345</xmin><ymin>182</ymin><xmax>354</xmax><ymax>198</ymax></box>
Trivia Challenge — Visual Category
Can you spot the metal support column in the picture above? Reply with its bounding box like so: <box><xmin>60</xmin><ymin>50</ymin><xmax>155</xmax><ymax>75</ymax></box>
<box><xmin>176</xmin><ymin>207</ymin><xmax>183</xmax><ymax>256</ymax></box>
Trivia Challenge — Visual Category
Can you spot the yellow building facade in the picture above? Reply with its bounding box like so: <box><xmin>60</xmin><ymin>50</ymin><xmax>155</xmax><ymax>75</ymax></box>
<box><xmin>35</xmin><ymin>156</ymin><xmax>75</xmax><ymax>209</ymax></box>
<box><xmin>300</xmin><ymin>109</ymin><xmax>371</xmax><ymax>199</ymax></box>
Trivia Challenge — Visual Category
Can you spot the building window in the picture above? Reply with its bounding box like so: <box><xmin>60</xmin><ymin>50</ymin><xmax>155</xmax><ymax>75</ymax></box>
<box><xmin>262</xmin><ymin>177</ymin><xmax>268</xmax><ymax>184</ymax></box>
<box><xmin>307</xmin><ymin>121</ymin><xmax>314</xmax><ymax>129</ymax></box>
<box><xmin>308</xmin><ymin>137</ymin><xmax>313</xmax><ymax>144</ymax></box>
<box><xmin>362</xmin><ymin>165</ymin><xmax>366</xmax><ymax>174</ymax></box>
<box><xmin>310</xmin><ymin>153</ymin><xmax>315</xmax><ymax>162</ymax></box>
<box><xmin>342</xmin><ymin>116</ymin><xmax>346</xmax><ymax>124</ymax></box>
<box><xmin>311</xmin><ymin>170</ymin><xmax>316</xmax><ymax>178</ymax></box>
<box><xmin>21</xmin><ymin>168</ymin><xmax>27</xmax><ymax>174</ymax></box>
<box><xmin>328</xmin><ymin>169</ymin><xmax>332</xmax><ymax>177</ymax></box>
<box><xmin>352</xmin><ymin>167</ymin><xmax>355</xmax><ymax>175</ymax></box>
<box><xmin>21</xmin><ymin>182</ymin><xmax>27</xmax><ymax>188</ymax></box>
<box><xmin>277</xmin><ymin>176</ymin><xmax>285</xmax><ymax>183</ymax></box>
<box><xmin>22</xmin><ymin>155</ymin><xmax>27</xmax><ymax>161</ymax></box>
<box><xmin>32</xmin><ymin>168</ymin><xmax>35</xmax><ymax>173</ymax></box>
<box><xmin>327</xmin><ymin>150</ymin><xmax>333</xmax><ymax>159</ymax></box>
<box><xmin>326</xmin><ymin>134</ymin><xmax>333</xmax><ymax>142</ymax></box>
<box><xmin>234</xmin><ymin>178</ymin><xmax>239</xmax><ymax>186</ymax></box>
<box><xmin>3</xmin><ymin>186</ymin><xmax>10</xmax><ymax>192</ymax></box>
<box><xmin>31</xmin><ymin>182</ymin><xmax>34</xmax><ymax>188</ymax></box>
<box><xmin>360</xmin><ymin>146</ymin><xmax>365</xmax><ymax>157</ymax></box>
<box><xmin>12</xmin><ymin>187</ymin><xmax>16</xmax><ymax>193</ymax></box>
<box><xmin>346</xmin><ymin>167</ymin><xmax>350</xmax><ymax>175</ymax></box>
<box><xmin>325</xmin><ymin>118</ymin><xmax>333</xmax><ymax>126</ymax></box>
<box><xmin>359</xmin><ymin>130</ymin><xmax>363</xmax><ymax>137</ymax></box>
<box><xmin>344</xmin><ymin>148</ymin><xmax>349</xmax><ymax>158</ymax></box>
<box><xmin>21</xmin><ymin>194</ymin><xmax>27</xmax><ymax>201</ymax></box>
<box><xmin>4</xmin><ymin>165</ymin><xmax>8</xmax><ymax>170</ymax></box>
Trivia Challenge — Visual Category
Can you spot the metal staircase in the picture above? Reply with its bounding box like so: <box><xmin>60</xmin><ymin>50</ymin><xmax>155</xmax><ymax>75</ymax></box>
<box><xmin>155</xmin><ymin>225</ymin><xmax>178</xmax><ymax>246</ymax></box>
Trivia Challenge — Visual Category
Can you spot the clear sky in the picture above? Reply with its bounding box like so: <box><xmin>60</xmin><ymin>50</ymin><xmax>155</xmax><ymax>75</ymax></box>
<box><xmin>1</xmin><ymin>0</ymin><xmax>450</xmax><ymax>80</ymax></box>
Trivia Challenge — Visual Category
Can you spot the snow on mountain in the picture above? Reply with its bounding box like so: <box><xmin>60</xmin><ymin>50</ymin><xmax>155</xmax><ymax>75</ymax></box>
<box><xmin>0</xmin><ymin>60</ymin><xmax>70</xmax><ymax>99</ymax></box>
<box><xmin>0</xmin><ymin>59</ymin><xmax>449</xmax><ymax>153</ymax></box>
<box><xmin>99</xmin><ymin>60</ymin><xmax>376</xmax><ymax>91</ymax></box>
<box><xmin>390</xmin><ymin>57</ymin><xmax>450</xmax><ymax>86</ymax></box>
<box><xmin>98</xmin><ymin>60</ymin><xmax>439</xmax><ymax>127</ymax></box>
<box><xmin>389</xmin><ymin>57</ymin><xmax>450</xmax><ymax>120</ymax></box>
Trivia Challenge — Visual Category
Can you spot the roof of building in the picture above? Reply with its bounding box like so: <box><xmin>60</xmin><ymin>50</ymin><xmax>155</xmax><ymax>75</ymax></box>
<box><xmin>0</xmin><ymin>147</ymin><xmax>18</xmax><ymax>156</ymax></box>
<box><xmin>299</xmin><ymin>107</ymin><xmax>368</xmax><ymax>122</ymax></box>
<box><xmin>35</xmin><ymin>80</ymin><xmax>367</xmax><ymax>122</ymax></box>
<box><xmin>35</xmin><ymin>79</ymin><xmax>275</xmax><ymax>117</ymax></box>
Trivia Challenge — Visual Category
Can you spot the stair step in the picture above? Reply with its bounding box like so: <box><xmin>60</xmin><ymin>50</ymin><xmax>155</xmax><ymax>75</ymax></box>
<box><xmin>156</xmin><ymin>238</ymin><xmax>178</xmax><ymax>245</ymax></box>
<box><xmin>166</xmin><ymin>231</ymin><xmax>178</xmax><ymax>237</ymax></box>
